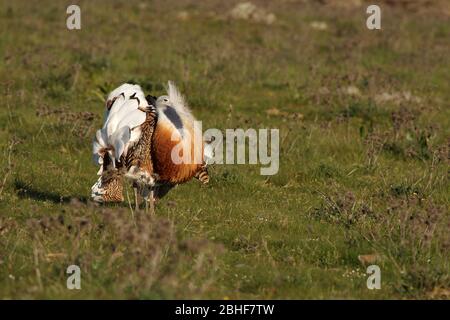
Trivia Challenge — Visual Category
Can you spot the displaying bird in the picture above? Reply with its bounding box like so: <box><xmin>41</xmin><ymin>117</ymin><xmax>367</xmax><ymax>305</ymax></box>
<box><xmin>91</xmin><ymin>81</ymin><xmax>211</xmax><ymax>211</ymax></box>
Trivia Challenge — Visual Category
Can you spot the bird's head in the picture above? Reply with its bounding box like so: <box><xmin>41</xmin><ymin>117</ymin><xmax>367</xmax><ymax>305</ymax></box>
<box><xmin>155</xmin><ymin>95</ymin><xmax>185</xmax><ymax>133</ymax></box>
<box><xmin>155</xmin><ymin>95</ymin><xmax>171</xmax><ymax>109</ymax></box>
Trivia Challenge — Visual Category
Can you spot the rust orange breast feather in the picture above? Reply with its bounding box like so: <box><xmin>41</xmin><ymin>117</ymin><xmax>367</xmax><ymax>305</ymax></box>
<box><xmin>151</xmin><ymin>121</ymin><xmax>204</xmax><ymax>185</ymax></box>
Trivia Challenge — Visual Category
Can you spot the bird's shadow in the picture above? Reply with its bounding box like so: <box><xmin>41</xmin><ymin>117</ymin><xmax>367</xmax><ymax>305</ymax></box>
<box><xmin>14</xmin><ymin>180</ymin><xmax>88</xmax><ymax>204</ymax></box>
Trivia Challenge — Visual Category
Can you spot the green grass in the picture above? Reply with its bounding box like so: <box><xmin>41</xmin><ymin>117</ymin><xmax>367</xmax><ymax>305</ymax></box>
<box><xmin>0</xmin><ymin>0</ymin><xmax>449</xmax><ymax>299</ymax></box>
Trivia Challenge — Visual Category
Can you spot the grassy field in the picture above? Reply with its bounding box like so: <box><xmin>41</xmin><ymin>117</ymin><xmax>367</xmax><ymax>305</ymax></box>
<box><xmin>0</xmin><ymin>0</ymin><xmax>449</xmax><ymax>299</ymax></box>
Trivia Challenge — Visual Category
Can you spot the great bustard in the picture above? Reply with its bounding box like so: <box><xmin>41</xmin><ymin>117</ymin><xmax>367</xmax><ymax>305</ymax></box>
<box><xmin>91</xmin><ymin>82</ymin><xmax>212</xmax><ymax>210</ymax></box>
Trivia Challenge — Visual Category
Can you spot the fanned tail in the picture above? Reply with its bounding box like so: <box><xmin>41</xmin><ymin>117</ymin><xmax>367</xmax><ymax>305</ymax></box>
<box><xmin>91</xmin><ymin>83</ymin><xmax>152</xmax><ymax>202</ymax></box>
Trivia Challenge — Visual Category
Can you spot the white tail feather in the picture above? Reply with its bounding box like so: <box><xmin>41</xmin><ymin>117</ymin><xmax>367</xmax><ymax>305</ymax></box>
<box><xmin>117</xmin><ymin>109</ymin><xmax>147</xmax><ymax>132</ymax></box>
<box><xmin>92</xmin><ymin>140</ymin><xmax>104</xmax><ymax>166</ymax></box>
<box><xmin>93</xmin><ymin>83</ymin><xmax>149</xmax><ymax>167</ymax></box>
<box><xmin>110</xmin><ymin>126</ymin><xmax>131</xmax><ymax>161</ymax></box>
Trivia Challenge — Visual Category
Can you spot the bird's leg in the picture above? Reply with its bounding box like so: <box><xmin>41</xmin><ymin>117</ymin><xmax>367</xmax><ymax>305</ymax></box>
<box><xmin>143</xmin><ymin>187</ymin><xmax>155</xmax><ymax>215</ymax></box>
<box><xmin>148</xmin><ymin>188</ymin><xmax>155</xmax><ymax>215</ymax></box>
<box><xmin>133</xmin><ymin>170</ymin><xmax>157</xmax><ymax>215</ymax></box>
<box><xmin>144</xmin><ymin>195</ymin><xmax>149</xmax><ymax>214</ymax></box>
<box><xmin>133</xmin><ymin>186</ymin><xmax>139</xmax><ymax>211</ymax></box>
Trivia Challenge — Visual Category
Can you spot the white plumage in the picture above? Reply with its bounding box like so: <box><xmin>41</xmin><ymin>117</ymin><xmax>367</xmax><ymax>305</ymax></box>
<box><xmin>93</xmin><ymin>83</ymin><xmax>151</xmax><ymax>171</ymax></box>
